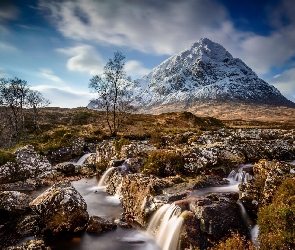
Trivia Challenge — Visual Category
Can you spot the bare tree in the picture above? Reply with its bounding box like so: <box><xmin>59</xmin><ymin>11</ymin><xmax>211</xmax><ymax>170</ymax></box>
<box><xmin>0</xmin><ymin>77</ymin><xmax>50</xmax><ymax>146</ymax></box>
<box><xmin>89</xmin><ymin>51</ymin><xmax>135</xmax><ymax>137</ymax></box>
<box><xmin>26</xmin><ymin>89</ymin><xmax>50</xmax><ymax>133</ymax></box>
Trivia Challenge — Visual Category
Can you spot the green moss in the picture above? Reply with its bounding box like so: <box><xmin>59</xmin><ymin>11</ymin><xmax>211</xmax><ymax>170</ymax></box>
<box><xmin>143</xmin><ymin>150</ymin><xmax>185</xmax><ymax>177</ymax></box>
<box><xmin>114</xmin><ymin>137</ymin><xmax>130</xmax><ymax>154</ymax></box>
<box><xmin>258</xmin><ymin>178</ymin><xmax>295</xmax><ymax>250</ymax></box>
<box><xmin>0</xmin><ymin>149</ymin><xmax>15</xmax><ymax>166</ymax></box>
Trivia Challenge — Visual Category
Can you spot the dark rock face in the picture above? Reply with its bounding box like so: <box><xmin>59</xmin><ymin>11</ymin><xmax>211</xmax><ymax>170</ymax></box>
<box><xmin>86</xmin><ymin>216</ymin><xmax>117</xmax><ymax>233</ymax></box>
<box><xmin>239</xmin><ymin>159</ymin><xmax>293</xmax><ymax>217</ymax></box>
<box><xmin>175</xmin><ymin>194</ymin><xmax>248</xmax><ymax>249</ymax></box>
<box><xmin>29</xmin><ymin>181</ymin><xmax>89</xmax><ymax>234</ymax></box>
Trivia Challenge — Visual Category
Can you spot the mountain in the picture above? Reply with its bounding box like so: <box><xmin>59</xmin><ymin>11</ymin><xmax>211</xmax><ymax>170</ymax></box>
<box><xmin>88</xmin><ymin>38</ymin><xmax>295</xmax><ymax>113</ymax></box>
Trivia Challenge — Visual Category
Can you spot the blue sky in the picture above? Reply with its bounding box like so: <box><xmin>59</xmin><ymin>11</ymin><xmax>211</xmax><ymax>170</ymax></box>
<box><xmin>1</xmin><ymin>0</ymin><xmax>295</xmax><ymax>108</ymax></box>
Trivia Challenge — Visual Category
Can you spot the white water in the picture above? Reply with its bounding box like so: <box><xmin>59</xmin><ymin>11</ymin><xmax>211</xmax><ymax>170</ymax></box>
<box><xmin>228</xmin><ymin>168</ymin><xmax>253</xmax><ymax>183</ymax></box>
<box><xmin>147</xmin><ymin>203</ymin><xmax>184</xmax><ymax>250</ymax></box>
<box><xmin>237</xmin><ymin>200</ymin><xmax>258</xmax><ymax>245</ymax></box>
<box><xmin>98</xmin><ymin>167</ymin><xmax>115</xmax><ymax>187</ymax></box>
<box><xmin>75</xmin><ymin>153</ymin><xmax>95</xmax><ymax>165</ymax></box>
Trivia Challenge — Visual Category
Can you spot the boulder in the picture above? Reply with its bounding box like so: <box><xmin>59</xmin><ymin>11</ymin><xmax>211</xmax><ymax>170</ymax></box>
<box><xmin>0</xmin><ymin>191</ymin><xmax>33</xmax><ymax>214</ymax></box>
<box><xmin>177</xmin><ymin>194</ymin><xmax>248</xmax><ymax>249</ymax></box>
<box><xmin>86</xmin><ymin>216</ymin><xmax>117</xmax><ymax>233</ymax></box>
<box><xmin>29</xmin><ymin>181</ymin><xmax>89</xmax><ymax>234</ymax></box>
<box><xmin>0</xmin><ymin>145</ymin><xmax>57</xmax><ymax>186</ymax></box>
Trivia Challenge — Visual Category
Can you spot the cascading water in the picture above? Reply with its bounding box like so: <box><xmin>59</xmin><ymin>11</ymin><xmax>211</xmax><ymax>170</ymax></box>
<box><xmin>228</xmin><ymin>168</ymin><xmax>253</xmax><ymax>183</ymax></box>
<box><xmin>75</xmin><ymin>153</ymin><xmax>95</xmax><ymax>165</ymax></box>
<box><xmin>147</xmin><ymin>203</ymin><xmax>185</xmax><ymax>250</ymax></box>
<box><xmin>98</xmin><ymin>167</ymin><xmax>115</xmax><ymax>187</ymax></box>
<box><xmin>237</xmin><ymin>200</ymin><xmax>259</xmax><ymax>245</ymax></box>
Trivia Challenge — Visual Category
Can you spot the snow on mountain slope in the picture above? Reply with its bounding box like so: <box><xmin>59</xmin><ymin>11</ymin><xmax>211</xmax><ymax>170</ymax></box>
<box><xmin>88</xmin><ymin>38</ymin><xmax>295</xmax><ymax>111</ymax></box>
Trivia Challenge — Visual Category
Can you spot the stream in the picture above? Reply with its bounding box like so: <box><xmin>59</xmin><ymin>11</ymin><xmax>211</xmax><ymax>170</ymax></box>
<box><xmin>21</xmin><ymin>156</ymin><xmax>260</xmax><ymax>250</ymax></box>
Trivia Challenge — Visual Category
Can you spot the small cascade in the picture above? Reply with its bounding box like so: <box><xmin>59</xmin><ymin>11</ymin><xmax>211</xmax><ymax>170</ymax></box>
<box><xmin>75</xmin><ymin>153</ymin><xmax>94</xmax><ymax>165</ymax></box>
<box><xmin>147</xmin><ymin>203</ymin><xmax>185</xmax><ymax>250</ymax></box>
<box><xmin>98</xmin><ymin>167</ymin><xmax>115</xmax><ymax>187</ymax></box>
<box><xmin>237</xmin><ymin>200</ymin><xmax>258</xmax><ymax>245</ymax></box>
<box><xmin>228</xmin><ymin>167</ymin><xmax>253</xmax><ymax>183</ymax></box>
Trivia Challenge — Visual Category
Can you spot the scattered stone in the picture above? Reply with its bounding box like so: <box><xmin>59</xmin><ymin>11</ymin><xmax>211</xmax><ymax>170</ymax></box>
<box><xmin>86</xmin><ymin>216</ymin><xmax>117</xmax><ymax>233</ymax></box>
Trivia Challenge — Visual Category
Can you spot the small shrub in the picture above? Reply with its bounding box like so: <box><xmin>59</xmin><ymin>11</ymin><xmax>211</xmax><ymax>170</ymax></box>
<box><xmin>210</xmin><ymin>232</ymin><xmax>255</xmax><ymax>250</ymax></box>
<box><xmin>258</xmin><ymin>178</ymin><xmax>295</xmax><ymax>250</ymax></box>
<box><xmin>0</xmin><ymin>149</ymin><xmax>15</xmax><ymax>166</ymax></box>
<box><xmin>143</xmin><ymin>150</ymin><xmax>185</xmax><ymax>177</ymax></box>
<box><xmin>94</xmin><ymin>160</ymin><xmax>108</xmax><ymax>175</ymax></box>
<box><xmin>114</xmin><ymin>137</ymin><xmax>130</xmax><ymax>154</ymax></box>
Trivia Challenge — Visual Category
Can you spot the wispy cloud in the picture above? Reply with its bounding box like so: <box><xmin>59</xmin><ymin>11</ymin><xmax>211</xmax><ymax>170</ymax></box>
<box><xmin>39</xmin><ymin>68</ymin><xmax>64</xmax><ymax>84</ymax></box>
<box><xmin>57</xmin><ymin>44</ymin><xmax>104</xmax><ymax>75</ymax></box>
<box><xmin>270</xmin><ymin>67</ymin><xmax>295</xmax><ymax>95</ymax></box>
<box><xmin>39</xmin><ymin>0</ymin><xmax>295</xmax><ymax>77</ymax></box>
<box><xmin>125</xmin><ymin>60</ymin><xmax>150</xmax><ymax>79</ymax></box>
<box><xmin>32</xmin><ymin>84</ymin><xmax>96</xmax><ymax>108</ymax></box>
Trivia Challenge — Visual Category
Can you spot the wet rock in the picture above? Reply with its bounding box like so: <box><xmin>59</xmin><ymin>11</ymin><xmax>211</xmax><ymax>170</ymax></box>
<box><xmin>105</xmin><ymin>168</ymin><xmax>122</xmax><ymax>195</ymax></box>
<box><xmin>96</xmin><ymin>140</ymin><xmax>116</xmax><ymax>163</ymax></box>
<box><xmin>29</xmin><ymin>181</ymin><xmax>89</xmax><ymax>235</ymax></box>
<box><xmin>0</xmin><ymin>191</ymin><xmax>33</xmax><ymax>214</ymax></box>
<box><xmin>55</xmin><ymin>163</ymin><xmax>76</xmax><ymax>175</ymax></box>
<box><xmin>239</xmin><ymin>159</ymin><xmax>293</xmax><ymax>217</ymax></box>
<box><xmin>86</xmin><ymin>216</ymin><xmax>117</xmax><ymax>233</ymax></box>
<box><xmin>120</xmin><ymin>174</ymin><xmax>173</xmax><ymax>226</ymax></box>
<box><xmin>5</xmin><ymin>239</ymin><xmax>51</xmax><ymax>250</ymax></box>
<box><xmin>178</xmin><ymin>194</ymin><xmax>248</xmax><ymax>249</ymax></box>
<box><xmin>77</xmin><ymin>164</ymin><xmax>96</xmax><ymax>175</ymax></box>
<box><xmin>16</xmin><ymin>214</ymin><xmax>43</xmax><ymax>236</ymax></box>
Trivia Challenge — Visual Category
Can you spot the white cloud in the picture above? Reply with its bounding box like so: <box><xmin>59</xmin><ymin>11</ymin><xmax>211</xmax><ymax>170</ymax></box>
<box><xmin>125</xmin><ymin>60</ymin><xmax>150</xmax><ymax>79</ymax></box>
<box><xmin>32</xmin><ymin>85</ymin><xmax>96</xmax><ymax>108</ymax></box>
<box><xmin>269</xmin><ymin>67</ymin><xmax>295</xmax><ymax>95</ymax></box>
<box><xmin>39</xmin><ymin>0</ymin><xmax>295</xmax><ymax>77</ymax></box>
<box><xmin>39</xmin><ymin>68</ymin><xmax>64</xmax><ymax>84</ymax></box>
<box><xmin>57</xmin><ymin>44</ymin><xmax>104</xmax><ymax>75</ymax></box>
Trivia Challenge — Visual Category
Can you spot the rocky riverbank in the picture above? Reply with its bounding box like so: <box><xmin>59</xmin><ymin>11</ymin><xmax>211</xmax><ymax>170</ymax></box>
<box><xmin>0</xmin><ymin>128</ymin><xmax>294</xmax><ymax>249</ymax></box>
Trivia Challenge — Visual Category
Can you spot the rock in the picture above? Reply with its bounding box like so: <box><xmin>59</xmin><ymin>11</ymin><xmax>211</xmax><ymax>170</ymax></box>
<box><xmin>178</xmin><ymin>194</ymin><xmax>248</xmax><ymax>249</ymax></box>
<box><xmin>120</xmin><ymin>141</ymin><xmax>155</xmax><ymax>159</ymax></box>
<box><xmin>86</xmin><ymin>216</ymin><xmax>117</xmax><ymax>233</ymax></box>
<box><xmin>16</xmin><ymin>214</ymin><xmax>42</xmax><ymax>236</ymax></box>
<box><xmin>0</xmin><ymin>145</ymin><xmax>57</xmax><ymax>186</ymax></box>
<box><xmin>120</xmin><ymin>174</ymin><xmax>173</xmax><ymax>226</ymax></box>
<box><xmin>45</xmin><ymin>137</ymin><xmax>86</xmax><ymax>164</ymax></box>
<box><xmin>77</xmin><ymin>164</ymin><xmax>96</xmax><ymax>175</ymax></box>
<box><xmin>0</xmin><ymin>191</ymin><xmax>33</xmax><ymax>214</ymax></box>
<box><xmin>29</xmin><ymin>181</ymin><xmax>89</xmax><ymax>234</ymax></box>
<box><xmin>5</xmin><ymin>239</ymin><xmax>51</xmax><ymax>250</ymax></box>
<box><xmin>55</xmin><ymin>162</ymin><xmax>76</xmax><ymax>175</ymax></box>
<box><xmin>239</xmin><ymin>159</ymin><xmax>293</xmax><ymax>217</ymax></box>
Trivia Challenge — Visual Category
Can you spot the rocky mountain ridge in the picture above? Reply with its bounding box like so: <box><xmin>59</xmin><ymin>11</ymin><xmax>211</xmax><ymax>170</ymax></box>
<box><xmin>88</xmin><ymin>38</ymin><xmax>295</xmax><ymax>112</ymax></box>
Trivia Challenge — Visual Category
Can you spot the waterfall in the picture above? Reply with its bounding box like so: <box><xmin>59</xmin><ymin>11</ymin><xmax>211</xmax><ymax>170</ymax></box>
<box><xmin>98</xmin><ymin>167</ymin><xmax>115</xmax><ymax>187</ymax></box>
<box><xmin>228</xmin><ymin>167</ymin><xmax>253</xmax><ymax>183</ymax></box>
<box><xmin>237</xmin><ymin>200</ymin><xmax>258</xmax><ymax>245</ymax></box>
<box><xmin>75</xmin><ymin>153</ymin><xmax>95</xmax><ymax>165</ymax></box>
<box><xmin>147</xmin><ymin>203</ymin><xmax>184</xmax><ymax>250</ymax></box>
